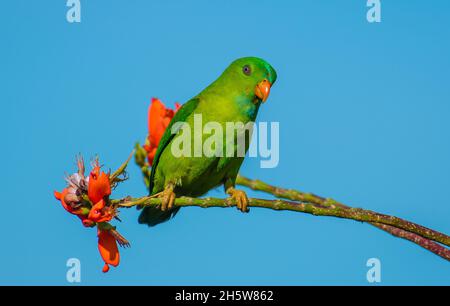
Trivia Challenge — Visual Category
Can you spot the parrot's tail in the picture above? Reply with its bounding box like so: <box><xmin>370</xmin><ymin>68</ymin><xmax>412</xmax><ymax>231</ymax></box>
<box><xmin>138</xmin><ymin>206</ymin><xmax>181</xmax><ymax>227</ymax></box>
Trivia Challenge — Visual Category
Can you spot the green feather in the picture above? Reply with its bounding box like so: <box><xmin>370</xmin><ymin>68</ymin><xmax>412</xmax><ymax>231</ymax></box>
<box><xmin>139</xmin><ymin>57</ymin><xmax>277</xmax><ymax>227</ymax></box>
<box><xmin>149</xmin><ymin>98</ymin><xmax>200</xmax><ymax>195</ymax></box>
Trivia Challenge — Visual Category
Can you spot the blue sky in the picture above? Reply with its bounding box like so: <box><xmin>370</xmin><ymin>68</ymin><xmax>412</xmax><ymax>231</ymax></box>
<box><xmin>1</xmin><ymin>0</ymin><xmax>449</xmax><ymax>285</ymax></box>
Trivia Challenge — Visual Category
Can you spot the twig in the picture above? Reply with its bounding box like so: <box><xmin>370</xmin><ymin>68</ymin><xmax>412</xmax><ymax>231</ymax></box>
<box><xmin>134</xmin><ymin>143</ymin><xmax>151</xmax><ymax>188</ymax></box>
<box><xmin>110</xmin><ymin>150</ymin><xmax>134</xmax><ymax>183</ymax></box>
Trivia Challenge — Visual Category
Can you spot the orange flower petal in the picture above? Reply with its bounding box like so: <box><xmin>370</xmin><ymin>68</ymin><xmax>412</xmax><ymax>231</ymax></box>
<box><xmin>98</xmin><ymin>230</ymin><xmax>120</xmax><ymax>269</ymax></box>
<box><xmin>82</xmin><ymin>219</ymin><xmax>96</xmax><ymax>227</ymax></box>
<box><xmin>148</xmin><ymin>98</ymin><xmax>166</xmax><ymax>145</ymax></box>
<box><xmin>102</xmin><ymin>264</ymin><xmax>110</xmax><ymax>273</ymax></box>
<box><xmin>56</xmin><ymin>188</ymin><xmax>80</xmax><ymax>215</ymax></box>
<box><xmin>54</xmin><ymin>191</ymin><xmax>62</xmax><ymax>200</ymax></box>
<box><xmin>88</xmin><ymin>167</ymin><xmax>111</xmax><ymax>204</ymax></box>
<box><xmin>146</xmin><ymin>146</ymin><xmax>157</xmax><ymax>166</ymax></box>
<box><xmin>88</xmin><ymin>200</ymin><xmax>114</xmax><ymax>223</ymax></box>
<box><xmin>146</xmin><ymin>98</ymin><xmax>180</xmax><ymax>166</ymax></box>
<box><xmin>88</xmin><ymin>199</ymin><xmax>104</xmax><ymax>222</ymax></box>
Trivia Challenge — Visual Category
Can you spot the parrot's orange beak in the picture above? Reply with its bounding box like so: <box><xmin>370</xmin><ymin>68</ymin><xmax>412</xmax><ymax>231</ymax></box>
<box><xmin>254</xmin><ymin>79</ymin><xmax>271</xmax><ymax>103</ymax></box>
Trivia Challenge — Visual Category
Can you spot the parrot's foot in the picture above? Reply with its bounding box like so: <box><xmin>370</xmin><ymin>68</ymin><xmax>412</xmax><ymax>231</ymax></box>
<box><xmin>159</xmin><ymin>184</ymin><xmax>176</xmax><ymax>211</ymax></box>
<box><xmin>226</xmin><ymin>187</ymin><xmax>249</xmax><ymax>213</ymax></box>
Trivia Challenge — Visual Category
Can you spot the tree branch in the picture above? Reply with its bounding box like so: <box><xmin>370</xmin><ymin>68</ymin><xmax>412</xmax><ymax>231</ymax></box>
<box><xmin>236</xmin><ymin>175</ymin><xmax>450</xmax><ymax>261</ymax></box>
<box><xmin>131</xmin><ymin>145</ymin><xmax>450</xmax><ymax>262</ymax></box>
<box><xmin>118</xmin><ymin>195</ymin><xmax>450</xmax><ymax>249</ymax></box>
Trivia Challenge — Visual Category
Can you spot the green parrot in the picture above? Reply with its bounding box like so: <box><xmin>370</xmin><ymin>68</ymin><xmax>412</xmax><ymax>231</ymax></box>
<box><xmin>139</xmin><ymin>57</ymin><xmax>277</xmax><ymax>226</ymax></box>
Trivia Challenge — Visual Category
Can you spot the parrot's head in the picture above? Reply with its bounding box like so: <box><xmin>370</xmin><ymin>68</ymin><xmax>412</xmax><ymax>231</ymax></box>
<box><xmin>222</xmin><ymin>57</ymin><xmax>277</xmax><ymax>104</ymax></box>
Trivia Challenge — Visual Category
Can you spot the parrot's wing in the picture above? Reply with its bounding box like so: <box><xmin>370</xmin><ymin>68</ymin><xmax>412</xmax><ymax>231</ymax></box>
<box><xmin>149</xmin><ymin>97</ymin><xmax>200</xmax><ymax>194</ymax></box>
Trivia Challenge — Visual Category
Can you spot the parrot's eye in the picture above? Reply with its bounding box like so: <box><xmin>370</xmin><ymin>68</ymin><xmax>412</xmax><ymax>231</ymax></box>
<box><xmin>242</xmin><ymin>65</ymin><xmax>252</xmax><ymax>76</ymax></box>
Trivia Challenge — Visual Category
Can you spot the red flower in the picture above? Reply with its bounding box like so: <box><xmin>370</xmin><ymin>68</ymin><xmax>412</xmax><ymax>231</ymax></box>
<box><xmin>88</xmin><ymin>199</ymin><xmax>115</xmax><ymax>223</ymax></box>
<box><xmin>54</xmin><ymin>188</ymin><xmax>90</xmax><ymax>225</ymax></box>
<box><xmin>53</xmin><ymin>188</ymin><xmax>83</xmax><ymax>216</ymax></box>
<box><xmin>98</xmin><ymin>229</ymin><xmax>120</xmax><ymax>273</ymax></box>
<box><xmin>143</xmin><ymin>98</ymin><xmax>180</xmax><ymax>166</ymax></box>
<box><xmin>54</xmin><ymin>156</ymin><xmax>129</xmax><ymax>273</ymax></box>
<box><xmin>88</xmin><ymin>163</ymin><xmax>111</xmax><ymax>205</ymax></box>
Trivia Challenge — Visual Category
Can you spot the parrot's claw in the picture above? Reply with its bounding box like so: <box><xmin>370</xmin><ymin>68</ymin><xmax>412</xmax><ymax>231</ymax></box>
<box><xmin>160</xmin><ymin>185</ymin><xmax>176</xmax><ymax>211</ymax></box>
<box><xmin>227</xmin><ymin>187</ymin><xmax>249</xmax><ymax>213</ymax></box>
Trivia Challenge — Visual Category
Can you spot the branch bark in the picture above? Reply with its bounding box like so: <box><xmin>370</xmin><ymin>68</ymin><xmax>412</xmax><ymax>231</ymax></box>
<box><xmin>118</xmin><ymin>193</ymin><xmax>450</xmax><ymax>261</ymax></box>
<box><xmin>235</xmin><ymin>175</ymin><xmax>450</xmax><ymax>261</ymax></box>
<box><xmin>131</xmin><ymin>145</ymin><xmax>450</xmax><ymax>262</ymax></box>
